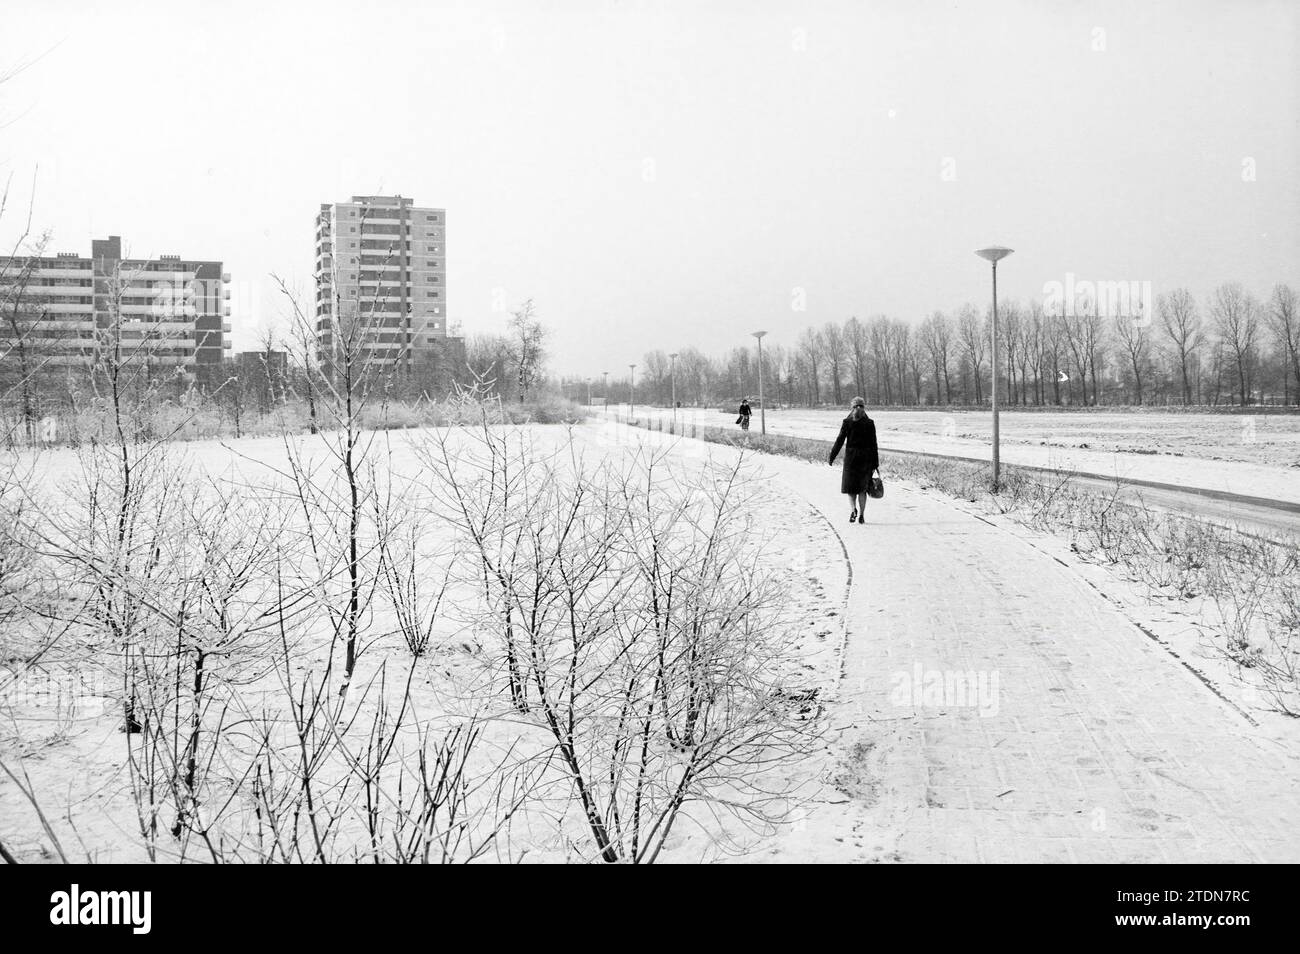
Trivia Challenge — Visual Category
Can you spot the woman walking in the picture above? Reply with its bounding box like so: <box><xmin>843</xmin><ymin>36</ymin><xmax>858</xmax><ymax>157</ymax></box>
<box><xmin>828</xmin><ymin>396</ymin><xmax>880</xmax><ymax>523</ymax></box>
<box><xmin>737</xmin><ymin>397</ymin><xmax>752</xmax><ymax>431</ymax></box>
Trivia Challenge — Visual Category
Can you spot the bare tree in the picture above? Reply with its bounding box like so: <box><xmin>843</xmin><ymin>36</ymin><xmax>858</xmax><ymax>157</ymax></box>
<box><xmin>887</xmin><ymin>320</ymin><xmax>912</xmax><ymax>405</ymax></box>
<box><xmin>998</xmin><ymin>300</ymin><xmax>1023</xmax><ymax>405</ymax></box>
<box><xmin>1269</xmin><ymin>284</ymin><xmax>1299</xmax><ymax>406</ymax></box>
<box><xmin>0</xmin><ymin>178</ymin><xmax>55</xmax><ymax>444</ymax></box>
<box><xmin>1157</xmin><ymin>289</ymin><xmax>1203</xmax><ymax>405</ymax></box>
<box><xmin>844</xmin><ymin>316</ymin><xmax>870</xmax><ymax>401</ymax></box>
<box><xmin>508</xmin><ymin>299</ymin><xmax>546</xmax><ymax>402</ymax></box>
<box><xmin>820</xmin><ymin>322</ymin><xmax>845</xmax><ymax>405</ymax></box>
<box><xmin>641</xmin><ymin>348</ymin><xmax>671</xmax><ymax>405</ymax></box>
<box><xmin>465</xmin><ymin>332</ymin><xmax>514</xmax><ymax>397</ymax></box>
<box><xmin>1081</xmin><ymin>297</ymin><xmax>1105</xmax><ymax>406</ymax></box>
<box><xmin>905</xmin><ymin>324</ymin><xmax>925</xmax><ymax>404</ymax></box>
<box><xmin>1114</xmin><ymin>313</ymin><xmax>1152</xmax><ymax>404</ymax></box>
<box><xmin>797</xmin><ymin>327</ymin><xmax>823</xmax><ymax>405</ymax></box>
<box><xmin>919</xmin><ymin>310</ymin><xmax>953</xmax><ymax>405</ymax></box>
<box><xmin>1023</xmin><ymin>302</ymin><xmax>1046</xmax><ymax>404</ymax></box>
<box><xmin>865</xmin><ymin>318</ymin><xmax>891</xmax><ymax>405</ymax></box>
<box><xmin>956</xmin><ymin>305</ymin><xmax>985</xmax><ymax>404</ymax></box>
<box><xmin>1057</xmin><ymin>291</ymin><xmax>1104</xmax><ymax>406</ymax></box>
<box><xmin>276</xmin><ymin>278</ymin><xmax>321</xmax><ymax>433</ymax></box>
<box><xmin>1041</xmin><ymin>305</ymin><xmax>1067</xmax><ymax>405</ymax></box>
<box><xmin>675</xmin><ymin>346</ymin><xmax>710</xmax><ymax>406</ymax></box>
<box><xmin>1</xmin><ymin>234</ymin><xmax>52</xmax><ymax>441</ymax></box>
<box><xmin>252</xmin><ymin>323</ymin><xmax>285</xmax><ymax>412</ymax></box>
<box><xmin>1212</xmin><ymin>282</ymin><xmax>1261</xmax><ymax>406</ymax></box>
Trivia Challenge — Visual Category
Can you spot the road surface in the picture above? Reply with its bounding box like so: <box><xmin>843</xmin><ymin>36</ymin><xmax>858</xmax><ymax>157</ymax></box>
<box><xmin>607</xmin><ymin>404</ymin><xmax>1300</xmax><ymax>541</ymax></box>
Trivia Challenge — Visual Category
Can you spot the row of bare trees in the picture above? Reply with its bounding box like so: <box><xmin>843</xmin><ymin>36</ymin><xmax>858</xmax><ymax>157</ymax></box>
<box><xmin>460</xmin><ymin>299</ymin><xmax>548</xmax><ymax>404</ymax></box>
<box><xmin>572</xmin><ymin>283</ymin><xmax>1298</xmax><ymax>409</ymax></box>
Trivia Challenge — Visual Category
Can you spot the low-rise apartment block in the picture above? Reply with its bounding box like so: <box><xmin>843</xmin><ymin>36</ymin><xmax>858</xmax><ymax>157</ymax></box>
<box><xmin>0</xmin><ymin>235</ymin><xmax>231</xmax><ymax>375</ymax></box>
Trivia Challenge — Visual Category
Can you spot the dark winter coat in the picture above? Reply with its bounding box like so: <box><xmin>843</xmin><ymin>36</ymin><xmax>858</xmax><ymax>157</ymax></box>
<box><xmin>829</xmin><ymin>414</ymin><xmax>879</xmax><ymax>495</ymax></box>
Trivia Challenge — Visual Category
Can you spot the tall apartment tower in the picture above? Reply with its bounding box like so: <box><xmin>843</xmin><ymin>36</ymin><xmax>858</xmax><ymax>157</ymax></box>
<box><xmin>314</xmin><ymin>195</ymin><xmax>448</xmax><ymax>370</ymax></box>
<box><xmin>0</xmin><ymin>235</ymin><xmax>230</xmax><ymax>375</ymax></box>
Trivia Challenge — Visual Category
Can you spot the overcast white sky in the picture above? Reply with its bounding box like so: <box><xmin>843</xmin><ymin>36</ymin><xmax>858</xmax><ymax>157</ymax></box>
<box><xmin>1</xmin><ymin>0</ymin><xmax>1296</xmax><ymax>375</ymax></box>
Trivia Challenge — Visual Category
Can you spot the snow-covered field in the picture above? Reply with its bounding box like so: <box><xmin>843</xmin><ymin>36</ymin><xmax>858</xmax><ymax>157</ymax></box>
<box><xmin>0</xmin><ymin>424</ymin><xmax>847</xmax><ymax>863</ymax></box>
<box><xmin>613</xmin><ymin>405</ymin><xmax>1300</xmax><ymax>505</ymax></box>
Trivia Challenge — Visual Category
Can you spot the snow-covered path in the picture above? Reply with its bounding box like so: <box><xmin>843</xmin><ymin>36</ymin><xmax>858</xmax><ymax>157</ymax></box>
<box><xmin>773</xmin><ymin>465</ymin><xmax>1300</xmax><ymax>862</ymax></box>
<box><xmin>598</xmin><ymin>419</ymin><xmax>1300</xmax><ymax>863</ymax></box>
<box><xmin>614</xmin><ymin>405</ymin><xmax>1300</xmax><ymax>507</ymax></box>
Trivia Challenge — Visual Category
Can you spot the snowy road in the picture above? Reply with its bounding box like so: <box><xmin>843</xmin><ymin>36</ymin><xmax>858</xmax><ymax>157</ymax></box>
<box><xmin>606</xmin><ymin>405</ymin><xmax>1300</xmax><ymax>540</ymax></box>
<box><xmin>608</xmin><ymin>405</ymin><xmax>1300</xmax><ymax>506</ymax></box>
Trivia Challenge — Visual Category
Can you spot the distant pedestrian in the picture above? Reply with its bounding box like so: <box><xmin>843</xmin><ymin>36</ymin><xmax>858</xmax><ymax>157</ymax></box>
<box><xmin>828</xmin><ymin>396</ymin><xmax>880</xmax><ymax>523</ymax></box>
<box><xmin>737</xmin><ymin>398</ymin><xmax>752</xmax><ymax>431</ymax></box>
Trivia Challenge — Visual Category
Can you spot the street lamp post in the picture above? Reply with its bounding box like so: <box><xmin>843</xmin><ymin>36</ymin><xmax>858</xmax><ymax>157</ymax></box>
<box><xmin>751</xmin><ymin>331</ymin><xmax>768</xmax><ymax>435</ymax></box>
<box><xmin>586</xmin><ymin>377</ymin><xmax>592</xmax><ymax>408</ymax></box>
<box><xmin>629</xmin><ymin>363</ymin><xmax>637</xmax><ymax>423</ymax></box>
<box><xmin>669</xmin><ymin>352</ymin><xmax>679</xmax><ymax>432</ymax></box>
<box><xmin>975</xmin><ymin>246</ymin><xmax>1014</xmax><ymax>490</ymax></box>
<box><xmin>602</xmin><ymin>371</ymin><xmax>609</xmax><ymax>416</ymax></box>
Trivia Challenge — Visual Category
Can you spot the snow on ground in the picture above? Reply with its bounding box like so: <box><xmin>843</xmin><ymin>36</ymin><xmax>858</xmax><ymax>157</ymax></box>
<box><xmin>4</xmin><ymin>418</ymin><xmax>1296</xmax><ymax>863</ymax></box>
<box><xmin>615</xmin><ymin>405</ymin><xmax>1300</xmax><ymax>505</ymax></box>
<box><xmin>0</xmin><ymin>423</ymin><xmax>847</xmax><ymax>863</ymax></box>
<box><xmin>1</xmin><ymin>429</ymin><xmax>499</xmax><ymax>862</ymax></box>
<box><xmin>610</xmin><ymin>418</ymin><xmax>1300</xmax><ymax>863</ymax></box>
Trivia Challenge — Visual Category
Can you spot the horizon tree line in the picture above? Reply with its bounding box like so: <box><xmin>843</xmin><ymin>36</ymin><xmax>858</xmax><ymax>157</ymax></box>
<box><xmin>564</xmin><ymin>282</ymin><xmax>1300</xmax><ymax>411</ymax></box>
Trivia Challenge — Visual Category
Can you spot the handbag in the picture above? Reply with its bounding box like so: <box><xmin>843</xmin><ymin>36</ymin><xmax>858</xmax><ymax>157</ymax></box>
<box><xmin>867</xmin><ymin>469</ymin><xmax>884</xmax><ymax>499</ymax></box>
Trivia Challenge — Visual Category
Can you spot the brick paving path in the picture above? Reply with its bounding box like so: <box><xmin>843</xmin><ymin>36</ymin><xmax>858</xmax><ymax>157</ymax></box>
<box><xmin>756</xmin><ymin>454</ymin><xmax>1300</xmax><ymax>863</ymax></box>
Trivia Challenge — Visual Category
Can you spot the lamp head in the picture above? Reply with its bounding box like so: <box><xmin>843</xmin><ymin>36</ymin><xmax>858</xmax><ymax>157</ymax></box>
<box><xmin>975</xmin><ymin>246</ymin><xmax>1014</xmax><ymax>263</ymax></box>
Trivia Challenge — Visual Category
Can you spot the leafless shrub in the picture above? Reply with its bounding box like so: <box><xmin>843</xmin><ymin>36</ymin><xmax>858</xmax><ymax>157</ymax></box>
<box><xmin>3</xmin><ymin>384</ymin><xmax>543</xmax><ymax>860</ymax></box>
<box><xmin>0</xmin><ymin>460</ymin><xmax>34</xmax><ymax>634</ymax></box>
<box><xmin>1199</xmin><ymin>531</ymin><xmax>1299</xmax><ymax>698</ymax></box>
<box><xmin>420</xmin><ymin>424</ymin><xmax>815</xmax><ymax>862</ymax></box>
<box><xmin>228</xmin><ymin>634</ymin><xmax>533</xmax><ymax>864</ymax></box>
<box><xmin>1260</xmin><ymin>584</ymin><xmax>1300</xmax><ymax>715</ymax></box>
<box><xmin>374</xmin><ymin>487</ymin><xmax>452</xmax><ymax>658</ymax></box>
